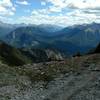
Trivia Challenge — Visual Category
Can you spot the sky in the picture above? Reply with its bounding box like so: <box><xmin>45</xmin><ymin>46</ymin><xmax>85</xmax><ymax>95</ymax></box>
<box><xmin>0</xmin><ymin>0</ymin><xmax>100</xmax><ymax>26</ymax></box>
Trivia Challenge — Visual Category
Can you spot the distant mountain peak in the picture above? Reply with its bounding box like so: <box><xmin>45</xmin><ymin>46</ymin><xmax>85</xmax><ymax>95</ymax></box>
<box><xmin>38</xmin><ymin>24</ymin><xmax>63</xmax><ymax>33</ymax></box>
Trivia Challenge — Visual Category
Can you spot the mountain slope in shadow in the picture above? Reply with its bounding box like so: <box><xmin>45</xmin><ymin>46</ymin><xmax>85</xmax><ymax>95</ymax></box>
<box><xmin>0</xmin><ymin>41</ymin><xmax>63</xmax><ymax>66</ymax></box>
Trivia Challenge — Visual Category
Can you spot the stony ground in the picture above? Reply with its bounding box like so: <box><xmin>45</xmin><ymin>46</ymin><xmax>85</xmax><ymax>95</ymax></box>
<box><xmin>0</xmin><ymin>54</ymin><xmax>100</xmax><ymax>100</ymax></box>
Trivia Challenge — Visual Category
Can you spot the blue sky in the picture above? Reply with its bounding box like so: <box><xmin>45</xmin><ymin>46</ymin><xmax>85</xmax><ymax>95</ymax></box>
<box><xmin>0</xmin><ymin>0</ymin><xmax>100</xmax><ymax>26</ymax></box>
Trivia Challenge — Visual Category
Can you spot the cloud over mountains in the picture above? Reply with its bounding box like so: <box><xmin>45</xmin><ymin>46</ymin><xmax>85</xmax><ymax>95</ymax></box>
<box><xmin>0</xmin><ymin>0</ymin><xmax>100</xmax><ymax>26</ymax></box>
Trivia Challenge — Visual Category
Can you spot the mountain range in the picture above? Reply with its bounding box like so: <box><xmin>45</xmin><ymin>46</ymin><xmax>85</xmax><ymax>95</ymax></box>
<box><xmin>1</xmin><ymin>22</ymin><xmax>100</xmax><ymax>99</ymax></box>
<box><xmin>0</xmin><ymin>22</ymin><xmax>100</xmax><ymax>56</ymax></box>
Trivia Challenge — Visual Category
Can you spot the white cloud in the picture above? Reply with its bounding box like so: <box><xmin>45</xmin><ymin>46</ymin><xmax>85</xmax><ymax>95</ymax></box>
<box><xmin>67</xmin><ymin>10</ymin><xmax>97</xmax><ymax>22</ymax></box>
<box><xmin>0</xmin><ymin>0</ymin><xmax>13</xmax><ymax>7</ymax></box>
<box><xmin>31</xmin><ymin>8</ymin><xmax>60</xmax><ymax>16</ymax></box>
<box><xmin>16</xmin><ymin>0</ymin><xmax>30</xmax><ymax>5</ymax></box>
<box><xmin>29</xmin><ymin>0</ymin><xmax>99</xmax><ymax>26</ymax></box>
<box><xmin>17</xmin><ymin>11</ymin><xmax>76</xmax><ymax>26</ymax></box>
<box><xmin>18</xmin><ymin>6</ymin><xmax>99</xmax><ymax>26</ymax></box>
<box><xmin>45</xmin><ymin>0</ymin><xmax>100</xmax><ymax>10</ymax></box>
<box><xmin>48</xmin><ymin>6</ymin><xmax>62</xmax><ymax>13</ymax></box>
<box><xmin>41</xmin><ymin>1</ymin><xmax>46</xmax><ymax>6</ymax></box>
<box><xmin>45</xmin><ymin>0</ymin><xmax>66</xmax><ymax>12</ymax></box>
<box><xmin>67</xmin><ymin>0</ymin><xmax>100</xmax><ymax>9</ymax></box>
<box><xmin>0</xmin><ymin>0</ymin><xmax>16</xmax><ymax>16</ymax></box>
<box><xmin>46</xmin><ymin>0</ymin><xmax>65</xmax><ymax>7</ymax></box>
<box><xmin>0</xmin><ymin>16</ymin><xmax>14</xmax><ymax>23</ymax></box>
<box><xmin>1</xmin><ymin>0</ymin><xmax>100</xmax><ymax>26</ymax></box>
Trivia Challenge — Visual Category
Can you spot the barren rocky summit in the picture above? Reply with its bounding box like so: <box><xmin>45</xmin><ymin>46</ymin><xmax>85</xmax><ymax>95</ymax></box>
<box><xmin>0</xmin><ymin>54</ymin><xmax>100</xmax><ymax>100</ymax></box>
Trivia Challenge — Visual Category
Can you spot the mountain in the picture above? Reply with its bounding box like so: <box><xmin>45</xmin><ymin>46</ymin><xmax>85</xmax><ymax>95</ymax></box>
<box><xmin>1</xmin><ymin>22</ymin><xmax>100</xmax><ymax>99</ymax></box>
<box><xmin>38</xmin><ymin>24</ymin><xmax>63</xmax><ymax>36</ymax></box>
<box><xmin>2</xmin><ymin>26</ymin><xmax>46</xmax><ymax>48</ymax></box>
<box><xmin>3</xmin><ymin>23</ymin><xmax>100</xmax><ymax>56</ymax></box>
<box><xmin>0</xmin><ymin>41</ymin><xmax>63</xmax><ymax>66</ymax></box>
<box><xmin>0</xmin><ymin>40</ymin><xmax>34</xmax><ymax>66</ymax></box>
<box><xmin>0</xmin><ymin>21</ymin><xmax>15</xmax><ymax>38</ymax></box>
<box><xmin>53</xmin><ymin>23</ymin><xmax>100</xmax><ymax>47</ymax></box>
<box><xmin>2</xmin><ymin>26</ymin><xmax>74</xmax><ymax>55</ymax></box>
<box><xmin>0</xmin><ymin>21</ymin><xmax>31</xmax><ymax>39</ymax></box>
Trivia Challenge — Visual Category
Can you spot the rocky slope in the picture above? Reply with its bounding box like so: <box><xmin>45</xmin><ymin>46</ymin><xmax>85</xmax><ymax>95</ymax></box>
<box><xmin>0</xmin><ymin>53</ymin><xmax>100</xmax><ymax>100</ymax></box>
<box><xmin>0</xmin><ymin>41</ymin><xmax>63</xmax><ymax>66</ymax></box>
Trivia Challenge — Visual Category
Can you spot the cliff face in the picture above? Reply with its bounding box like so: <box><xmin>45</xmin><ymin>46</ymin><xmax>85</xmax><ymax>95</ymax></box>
<box><xmin>46</xmin><ymin>49</ymin><xmax>64</xmax><ymax>61</ymax></box>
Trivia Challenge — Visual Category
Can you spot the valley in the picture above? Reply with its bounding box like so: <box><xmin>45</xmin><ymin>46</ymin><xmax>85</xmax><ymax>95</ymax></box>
<box><xmin>0</xmin><ymin>0</ymin><xmax>100</xmax><ymax>99</ymax></box>
<box><xmin>1</xmin><ymin>22</ymin><xmax>100</xmax><ymax>56</ymax></box>
<box><xmin>0</xmin><ymin>22</ymin><xmax>100</xmax><ymax>100</ymax></box>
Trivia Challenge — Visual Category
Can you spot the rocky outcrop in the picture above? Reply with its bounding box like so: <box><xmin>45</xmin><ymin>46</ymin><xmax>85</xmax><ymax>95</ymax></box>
<box><xmin>46</xmin><ymin>49</ymin><xmax>64</xmax><ymax>61</ymax></box>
